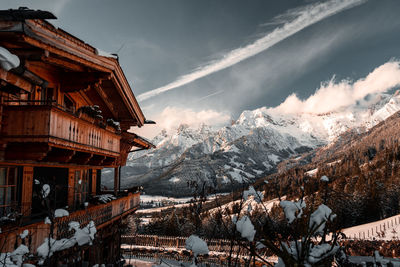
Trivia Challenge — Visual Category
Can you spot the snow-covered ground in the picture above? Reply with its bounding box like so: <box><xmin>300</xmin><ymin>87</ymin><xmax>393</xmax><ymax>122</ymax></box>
<box><xmin>207</xmin><ymin>193</ymin><xmax>285</xmax><ymax>216</ymax></box>
<box><xmin>140</xmin><ymin>194</ymin><xmax>193</xmax><ymax>204</ymax></box>
<box><xmin>342</xmin><ymin>214</ymin><xmax>400</xmax><ymax>240</ymax></box>
<box><xmin>137</xmin><ymin>193</ymin><xmax>229</xmax><ymax>214</ymax></box>
<box><xmin>124</xmin><ymin>258</ymin><xmax>155</xmax><ymax>267</ymax></box>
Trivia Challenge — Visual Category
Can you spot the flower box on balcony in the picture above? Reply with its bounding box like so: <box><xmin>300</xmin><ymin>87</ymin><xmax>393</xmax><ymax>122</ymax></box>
<box><xmin>78</xmin><ymin>112</ymin><xmax>95</xmax><ymax>124</ymax></box>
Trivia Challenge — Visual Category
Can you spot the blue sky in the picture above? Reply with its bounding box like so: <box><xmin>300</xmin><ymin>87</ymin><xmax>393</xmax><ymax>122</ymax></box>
<box><xmin>2</xmin><ymin>0</ymin><xmax>400</xmax><ymax>137</ymax></box>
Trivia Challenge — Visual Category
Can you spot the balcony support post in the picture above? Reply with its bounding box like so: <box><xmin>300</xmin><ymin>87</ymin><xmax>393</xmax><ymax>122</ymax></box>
<box><xmin>114</xmin><ymin>166</ymin><xmax>119</xmax><ymax>196</ymax></box>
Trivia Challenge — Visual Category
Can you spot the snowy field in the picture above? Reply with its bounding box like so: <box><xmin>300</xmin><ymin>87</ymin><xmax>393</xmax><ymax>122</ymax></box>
<box><xmin>342</xmin><ymin>214</ymin><xmax>400</xmax><ymax>240</ymax></box>
<box><xmin>140</xmin><ymin>194</ymin><xmax>193</xmax><ymax>204</ymax></box>
<box><xmin>207</xmin><ymin>193</ymin><xmax>285</xmax><ymax>216</ymax></box>
<box><xmin>137</xmin><ymin>193</ymin><xmax>229</xmax><ymax>214</ymax></box>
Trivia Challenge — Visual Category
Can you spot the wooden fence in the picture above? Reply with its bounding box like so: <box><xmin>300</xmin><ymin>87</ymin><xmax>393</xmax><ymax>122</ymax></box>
<box><xmin>122</xmin><ymin>234</ymin><xmax>243</xmax><ymax>254</ymax></box>
<box><xmin>122</xmin><ymin>234</ymin><xmax>400</xmax><ymax>266</ymax></box>
<box><xmin>124</xmin><ymin>252</ymin><xmax>247</xmax><ymax>267</ymax></box>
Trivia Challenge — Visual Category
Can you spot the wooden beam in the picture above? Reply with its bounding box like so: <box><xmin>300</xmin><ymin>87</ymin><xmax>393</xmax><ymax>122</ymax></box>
<box><xmin>60</xmin><ymin>72</ymin><xmax>110</xmax><ymax>92</ymax></box>
<box><xmin>87</xmin><ymin>155</ymin><xmax>106</xmax><ymax>166</ymax></box>
<box><xmin>44</xmin><ymin>149</ymin><xmax>75</xmax><ymax>162</ymax></box>
<box><xmin>61</xmin><ymin>72</ymin><xmax>109</xmax><ymax>83</ymax></box>
<box><xmin>114</xmin><ymin>167</ymin><xmax>119</xmax><ymax>196</ymax></box>
<box><xmin>21</xmin><ymin>166</ymin><xmax>34</xmax><ymax>217</ymax></box>
<box><xmin>91</xmin><ymin>170</ymin><xmax>97</xmax><ymax>196</ymax></box>
<box><xmin>11</xmin><ymin>48</ymin><xmax>48</xmax><ymax>61</ymax></box>
<box><xmin>23</xmin><ymin>35</ymin><xmax>112</xmax><ymax>73</ymax></box>
<box><xmin>68</xmin><ymin>169</ymin><xmax>75</xmax><ymax>208</ymax></box>
<box><xmin>69</xmin><ymin>152</ymin><xmax>93</xmax><ymax>165</ymax></box>
<box><xmin>0</xmin><ymin>68</ymin><xmax>33</xmax><ymax>92</ymax></box>
<box><xmin>42</xmin><ymin>55</ymin><xmax>86</xmax><ymax>72</ymax></box>
<box><xmin>102</xmin><ymin>157</ymin><xmax>117</xmax><ymax>167</ymax></box>
<box><xmin>92</xmin><ymin>82</ymin><xmax>118</xmax><ymax>118</ymax></box>
<box><xmin>5</xmin><ymin>143</ymin><xmax>51</xmax><ymax>161</ymax></box>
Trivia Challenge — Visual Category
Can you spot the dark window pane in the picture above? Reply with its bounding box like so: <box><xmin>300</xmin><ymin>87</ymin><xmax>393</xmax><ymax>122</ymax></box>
<box><xmin>0</xmin><ymin>188</ymin><xmax>4</xmax><ymax>205</ymax></box>
<box><xmin>0</xmin><ymin>168</ymin><xmax>5</xmax><ymax>186</ymax></box>
<box><xmin>8</xmin><ymin>168</ymin><xmax>16</xmax><ymax>185</ymax></box>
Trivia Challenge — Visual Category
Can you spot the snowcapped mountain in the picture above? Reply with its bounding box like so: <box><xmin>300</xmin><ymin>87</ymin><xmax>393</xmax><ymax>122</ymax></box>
<box><xmin>127</xmin><ymin>124</ymin><xmax>215</xmax><ymax>169</ymax></box>
<box><xmin>102</xmin><ymin>91</ymin><xmax>400</xmax><ymax>196</ymax></box>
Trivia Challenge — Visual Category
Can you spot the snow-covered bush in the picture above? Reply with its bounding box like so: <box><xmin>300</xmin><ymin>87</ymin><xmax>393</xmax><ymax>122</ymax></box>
<box><xmin>54</xmin><ymin>209</ymin><xmax>69</xmax><ymax>218</ymax></box>
<box><xmin>232</xmin><ymin>215</ymin><xmax>256</xmax><ymax>242</ymax></box>
<box><xmin>229</xmin><ymin>182</ymin><xmax>343</xmax><ymax>267</ymax></box>
<box><xmin>185</xmin><ymin>235</ymin><xmax>209</xmax><ymax>267</ymax></box>
<box><xmin>37</xmin><ymin>221</ymin><xmax>96</xmax><ymax>265</ymax></box>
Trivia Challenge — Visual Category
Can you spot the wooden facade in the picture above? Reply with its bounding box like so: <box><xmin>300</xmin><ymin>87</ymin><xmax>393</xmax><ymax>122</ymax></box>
<box><xmin>0</xmin><ymin>8</ymin><xmax>154</xmax><ymax>265</ymax></box>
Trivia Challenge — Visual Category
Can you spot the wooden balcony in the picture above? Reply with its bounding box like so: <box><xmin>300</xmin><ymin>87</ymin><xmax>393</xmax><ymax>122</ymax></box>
<box><xmin>1</xmin><ymin>103</ymin><xmax>121</xmax><ymax>164</ymax></box>
<box><xmin>0</xmin><ymin>192</ymin><xmax>140</xmax><ymax>253</ymax></box>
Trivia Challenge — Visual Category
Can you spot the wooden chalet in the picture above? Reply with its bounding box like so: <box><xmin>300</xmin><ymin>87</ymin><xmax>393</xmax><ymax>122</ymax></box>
<box><xmin>0</xmin><ymin>8</ymin><xmax>154</xmax><ymax>266</ymax></box>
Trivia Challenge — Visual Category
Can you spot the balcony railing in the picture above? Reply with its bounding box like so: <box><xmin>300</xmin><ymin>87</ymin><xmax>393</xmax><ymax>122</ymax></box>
<box><xmin>55</xmin><ymin>192</ymin><xmax>139</xmax><ymax>238</ymax></box>
<box><xmin>1</xmin><ymin>103</ymin><xmax>121</xmax><ymax>157</ymax></box>
<box><xmin>0</xmin><ymin>192</ymin><xmax>140</xmax><ymax>253</ymax></box>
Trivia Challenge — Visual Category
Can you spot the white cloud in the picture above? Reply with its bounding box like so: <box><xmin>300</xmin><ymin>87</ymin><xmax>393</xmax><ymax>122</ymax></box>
<box><xmin>137</xmin><ymin>0</ymin><xmax>366</xmax><ymax>101</ymax></box>
<box><xmin>134</xmin><ymin>107</ymin><xmax>231</xmax><ymax>138</ymax></box>
<box><xmin>272</xmin><ymin>60</ymin><xmax>400</xmax><ymax>114</ymax></box>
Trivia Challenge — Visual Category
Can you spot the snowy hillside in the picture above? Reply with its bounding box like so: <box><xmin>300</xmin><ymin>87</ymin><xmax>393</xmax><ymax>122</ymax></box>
<box><xmin>103</xmin><ymin>91</ymin><xmax>400</xmax><ymax>196</ymax></box>
<box><xmin>342</xmin><ymin>214</ymin><xmax>400</xmax><ymax>241</ymax></box>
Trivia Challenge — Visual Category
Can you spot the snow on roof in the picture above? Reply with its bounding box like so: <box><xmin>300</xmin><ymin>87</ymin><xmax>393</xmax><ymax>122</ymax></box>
<box><xmin>95</xmin><ymin>48</ymin><xmax>118</xmax><ymax>59</ymax></box>
<box><xmin>0</xmin><ymin>46</ymin><xmax>20</xmax><ymax>71</ymax></box>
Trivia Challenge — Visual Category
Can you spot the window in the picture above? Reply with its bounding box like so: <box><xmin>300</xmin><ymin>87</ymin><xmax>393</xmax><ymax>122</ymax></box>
<box><xmin>41</xmin><ymin>87</ymin><xmax>54</xmax><ymax>103</ymax></box>
<box><xmin>0</xmin><ymin>167</ymin><xmax>18</xmax><ymax>217</ymax></box>
<box><xmin>74</xmin><ymin>170</ymin><xmax>89</xmax><ymax>210</ymax></box>
<box><xmin>63</xmin><ymin>94</ymin><xmax>75</xmax><ymax>112</ymax></box>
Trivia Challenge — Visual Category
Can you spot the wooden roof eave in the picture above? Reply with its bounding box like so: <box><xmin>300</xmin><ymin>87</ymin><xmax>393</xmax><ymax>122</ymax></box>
<box><xmin>109</xmin><ymin>70</ymin><xmax>145</xmax><ymax>127</ymax></box>
<box><xmin>122</xmin><ymin>132</ymin><xmax>155</xmax><ymax>150</ymax></box>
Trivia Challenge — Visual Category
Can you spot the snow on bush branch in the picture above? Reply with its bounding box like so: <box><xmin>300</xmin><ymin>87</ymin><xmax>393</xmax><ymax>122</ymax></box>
<box><xmin>234</xmin><ymin>180</ymin><xmax>342</xmax><ymax>266</ymax></box>
<box><xmin>37</xmin><ymin>221</ymin><xmax>96</xmax><ymax>265</ymax></box>
<box><xmin>232</xmin><ymin>215</ymin><xmax>256</xmax><ymax>242</ymax></box>
<box><xmin>280</xmin><ymin>200</ymin><xmax>306</xmax><ymax>224</ymax></box>
<box><xmin>185</xmin><ymin>235</ymin><xmax>209</xmax><ymax>267</ymax></box>
<box><xmin>243</xmin><ymin>185</ymin><xmax>264</xmax><ymax>204</ymax></box>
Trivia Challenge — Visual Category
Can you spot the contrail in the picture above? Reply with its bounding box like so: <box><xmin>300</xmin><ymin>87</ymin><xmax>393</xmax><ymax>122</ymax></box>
<box><xmin>138</xmin><ymin>0</ymin><xmax>366</xmax><ymax>102</ymax></box>
<box><xmin>192</xmin><ymin>90</ymin><xmax>224</xmax><ymax>103</ymax></box>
